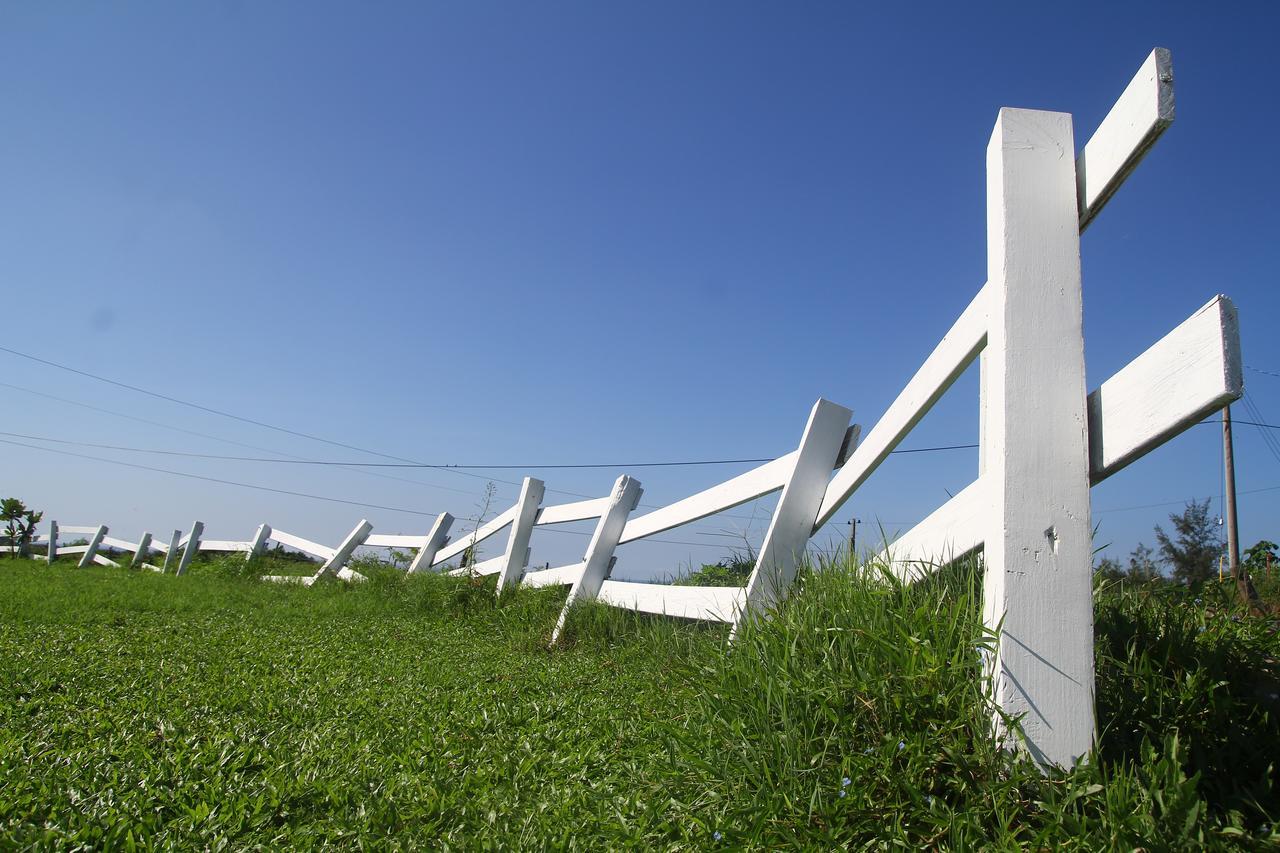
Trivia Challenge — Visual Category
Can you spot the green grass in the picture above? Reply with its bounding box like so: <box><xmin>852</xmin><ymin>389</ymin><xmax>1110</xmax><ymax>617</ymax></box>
<box><xmin>0</xmin><ymin>553</ymin><xmax>1277</xmax><ymax>848</ymax></box>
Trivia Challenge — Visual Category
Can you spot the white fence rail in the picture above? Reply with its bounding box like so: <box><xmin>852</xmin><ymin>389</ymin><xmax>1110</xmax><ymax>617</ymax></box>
<box><xmin>21</xmin><ymin>49</ymin><xmax>1241</xmax><ymax>771</ymax></box>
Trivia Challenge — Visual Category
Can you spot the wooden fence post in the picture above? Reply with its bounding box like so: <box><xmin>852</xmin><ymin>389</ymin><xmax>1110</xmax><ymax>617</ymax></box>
<box><xmin>407</xmin><ymin>513</ymin><xmax>453</xmax><ymax>575</ymax></box>
<box><xmin>318</xmin><ymin>519</ymin><xmax>373</xmax><ymax>581</ymax></box>
<box><xmin>494</xmin><ymin>478</ymin><xmax>546</xmax><ymax>594</ymax></box>
<box><xmin>161</xmin><ymin>530</ymin><xmax>182</xmax><ymax>573</ymax></box>
<box><xmin>130</xmin><ymin>532</ymin><xmax>153</xmax><ymax>568</ymax></box>
<box><xmin>739</xmin><ymin>398</ymin><xmax>852</xmax><ymax>619</ymax></box>
<box><xmin>46</xmin><ymin>520</ymin><xmax>58</xmax><ymax>564</ymax></box>
<box><xmin>983</xmin><ymin>107</ymin><xmax>1094</xmax><ymax>768</ymax></box>
<box><xmin>247</xmin><ymin>523</ymin><xmax>272</xmax><ymax>562</ymax></box>
<box><xmin>175</xmin><ymin>521</ymin><xmax>204</xmax><ymax>576</ymax></box>
<box><xmin>78</xmin><ymin>525</ymin><xmax>108</xmax><ymax>569</ymax></box>
<box><xmin>551</xmin><ymin>475</ymin><xmax>643</xmax><ymax>643</ymax></box>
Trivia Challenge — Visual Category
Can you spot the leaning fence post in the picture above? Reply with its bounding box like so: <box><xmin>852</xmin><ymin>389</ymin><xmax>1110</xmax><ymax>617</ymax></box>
<box><xmin>130</xmin><ymin>532</ymin><xmax>153</xmax><ymax>568</ymax></box>
<box><xmin>407</xmin><ymin>513</ymin><xmax>453</xmax><ymax>575</ymax></box>
<box><xmin>161</xmin><ymin>530</ymin><xmax>182</xmax><ymax>573</ymax></box>
<box><xmin>247</xmin><ymin>523</ymin><xmax>272</xmax><ymax>562</ymax></box>
<box><xmin>551</xmin><ymin>475</ymin><xmax>643</xmax><ymax>643</ymax></box>
<box><xmin>317</xmin><ymin>519</ymin><xmax>373</xmax><ymax>581</ymax></box>
<box><xmin>983</xmin><ymin>107</ymin><xmax>1094</xmax><ymax>769</ymax></box>
<box><xmin>738</xmin><ymin>398</ymin><xmax>853</xmax><ymax>620</ymax></box>
<box><xmin>494</xmin><ymin>478</ymin><xmax>546</xmax><ymax>594</ymax></box>
<box><xmin>175</xmin><ymin>521</ymin><xmax>204</xmax><ymax>576</ymax></box>
<box><xmin>78</xmin><ymin>525</ymin><xmax>108</xmax><ymax>569</ymax></box>
<box><xmin>46</xmin><ymin>519</ymin><xmax>58</xmax><ymax>564</ymax></box>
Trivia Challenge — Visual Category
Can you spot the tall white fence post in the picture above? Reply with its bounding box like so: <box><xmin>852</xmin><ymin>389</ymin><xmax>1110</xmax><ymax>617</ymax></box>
<box><xmin>983</xmin><ymin>107</ymin><xmax>1094</xmax><ymax>768</ymax></box>
<box><xmin>130</xmin><ymin>532</ymin><xmax>153</xmax><ymax>568</ymax></box>
<box><xmin>739</xmin><ymin>398</ymin><xmax>853</xmax><ymax>619</ymax></box>
<box><xmin>551</xmin><ymin>475</ymin><xmax>643</xmax><ymax>643</ymax></box>
<box><xmin>494</xmin><ymin>478</ymin><xmax>546</xmax><ymax>594</ymax></box>
<box><xmin>407</xmin><ymin>513</ymin><xmax>454</xmax><ymax>575</ymax></box>
<box><xmin>78</xmin><ymin>525</ymin><xmax>108</xmax><ymax>569</ymax></box>
<box><xmin>46</xmin><ymin>520</ymin><xmax>58</xmax><ymax>564</ymax></box>
<box><xmin>247</xmin><ymin>523</ymin><xmax>272</xmax><ymax>562</ymax></box>
<box><xmin>175</xmin><ymin>521</ymin><xmax>204</xmax><ymax>576</ymax></box>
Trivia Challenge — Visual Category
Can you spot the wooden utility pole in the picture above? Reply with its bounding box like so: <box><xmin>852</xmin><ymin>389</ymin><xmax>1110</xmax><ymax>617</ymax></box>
<box><xmin>847</xmin><ymin>517</ymin><xmax>859</xmax><ymax>560</ymax></box>
<box><xmin>1223</xmin><ymin>405</ymin><xmax>1265</xmax><ymax>613</ymax></box>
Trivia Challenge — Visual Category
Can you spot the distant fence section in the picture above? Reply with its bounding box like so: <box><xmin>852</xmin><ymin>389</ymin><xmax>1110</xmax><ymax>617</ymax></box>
<box><xmin>22</xmin><ymin>50</ymin><xmax>1242</xmax><ymax>771</ymax></box>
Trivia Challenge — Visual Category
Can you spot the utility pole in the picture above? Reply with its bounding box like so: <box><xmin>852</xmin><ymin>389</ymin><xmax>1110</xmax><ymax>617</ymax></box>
<box><xmin>847</xmin><ymin>517</ymin><xmax>860</xmax><ymax>562</ymax></box>
<box><xmin>1223</xmin><ymin>405</ymin><xmax>1264</xmax><ymax>612</ymax></box>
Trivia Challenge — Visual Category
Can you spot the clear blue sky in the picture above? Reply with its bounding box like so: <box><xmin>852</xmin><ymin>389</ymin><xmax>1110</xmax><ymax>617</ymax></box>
<box><xmin>3</xmin><ymin>2</ymin><xmax>1278</xmax><ymax>578</ymax></box>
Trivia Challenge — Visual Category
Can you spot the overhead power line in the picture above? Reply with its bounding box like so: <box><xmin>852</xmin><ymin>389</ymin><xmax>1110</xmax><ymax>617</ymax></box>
<box><xmin>0</xmin><ymin>430</ymin><xmax>982</xmax><ymax>469</ymax></box>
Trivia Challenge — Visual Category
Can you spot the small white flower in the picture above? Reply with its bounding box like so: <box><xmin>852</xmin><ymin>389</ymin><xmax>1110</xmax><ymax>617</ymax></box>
<box><xmin>713</xmin><ymin>831</ymin><xmax>722</xmax><ymax>842</ymax></box>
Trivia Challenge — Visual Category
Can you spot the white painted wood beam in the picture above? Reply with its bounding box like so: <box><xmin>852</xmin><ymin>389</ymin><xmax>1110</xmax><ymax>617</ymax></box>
<box><xmin>247</xmin><ymin>523</ymin><xmax>272</xmax><ymax>561</ymax></box>
<box><xmin>816</xmin><ymin>288</ymin><xmax>988</xmax><ymax>529</ymax></box>
<box><xmin>597</xmin><ymin>581</ymin><xmax>743</xmax><ymax>623</ymax></box>
<box><xmin>101</xmin><ymin>536</ymin><xmax>134</xmax><ymax>551</ymax></box>
<box><xmin>160</xmin><ymin>530</ymin><xmax>182</xmax><ymax>572</ymax></box>
<box><xmin>551</xmin><ymin>476</ymin><xmax>644</xmax><ymax>643</ymax></box>
<box><xmin>1077</xmin><ymin>48</ymin><xmax>1174</xmax><ymax>231</ymax></box>
<box><xmin>315</xmin><ymin>519</ymin><xmax>373</xmax><ymax>581</ymax></box>
<box><xmin>199</xmin><ymin>539</ymin><xmax>254</xmax><ymax>552</ymax></box>
<box><xmin>92</xmin><ymin>553</ymin><xmax>119</xmax><ymax>568</ymax></box>
<box><xmin>448</xmin><ymin>555</ymin><xmax>505</xmax><ymax>577</ymax></box>
<box><xmin>494</xmin><ymin>477</ymin><xmax>546</xmax><ymax>594</ymax></box>
<box><xmin>130</xmin><ymin>532</ymin><xmax>153</xmax><ymax>569</ymax></box>
<box><xmin>1088</xmin><ymin>295</ymin><xmax>1241</xmax><ymax>484</ymax></box>
<box><xmin>535</xmin><ymin>498</ymin><xmax>610</xmax><ymax>526</ymax></box>
<box><xmin>882</xmin><ymin>478</ymin><xmax>988</xmax><ymax>582</ymax></box>
<box><xmin>174</xmin><ymin>521</ymin><xmax>204</xmax><ymax>576</ymax></box>
<box><xmin>984</xmin><ymin>108</ymin><xmax>1094</xmax><ymax>769</ymax></box>
<box><xmin>59</xmin><ymin>525</ymin><xmax>100</xmax><ymax>536</ymax></box>
<box><xmin>619</xmin><ymin>454</ymin><xmax>793</xmax><ymax>545</ymax></box>
<box><xmin>77</xmin><ymin>525</ymin><xmax>108</xmax><ymax>569</ymax></box>
<box><xmin>432</xmin><ymin>505</ymin><xmax>518</xmax><ymax>567</ymax></box>
<box><xmin>46</xmin><ymin>520</ymin><xmax>58</xmax><ymax>564</ymax></box>
<box><xmin>269</xmin><ymin>530</ymin><xmax>337</xmax><ymax>561</ymax></box>
<box><xmin>739</xmin><ymin>399</ymin><xmax>852</xmax><ymax>620</ymax></box>
<box><xmin>407</xmin><ymin>513</ymin><xmax>454</xmax><ymax>575</ymax></box>
<box><xmin>521</xmin><ymin>561</ymin><xmax>586</xmax><ymax>588</ymax></box>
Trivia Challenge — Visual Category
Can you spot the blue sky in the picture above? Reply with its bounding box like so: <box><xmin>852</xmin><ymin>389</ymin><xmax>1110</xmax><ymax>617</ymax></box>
<box><xmin>2</xmin><ymin>2</ymin><xmax>1278</xmax><ymax>578</ymax></box>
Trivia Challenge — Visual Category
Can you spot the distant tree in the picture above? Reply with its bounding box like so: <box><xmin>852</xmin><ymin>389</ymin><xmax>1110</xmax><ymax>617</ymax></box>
<box><xmin>1</xmin><ymin>498</ymin><xmax>44</xmax><ymax>558</ymax></box>
<box><xmin>1154</xmin><ymin>499</ymin><xmax>1223</xmax><ymax>586</ymax></box>
<box><xmin>1094</xmin><ymin>556</ymin><xmax>1125</xmax><ymax>582</ymax></box>
<box><xmin>1127</xmin><ymin>542</ymin><xmax>1160</xmax><ymax>581</ymax></box>
<box><xmin>1243</xmin><ymin>540</ymin><xmax>1277</xmax><ymax>577</ymax></box>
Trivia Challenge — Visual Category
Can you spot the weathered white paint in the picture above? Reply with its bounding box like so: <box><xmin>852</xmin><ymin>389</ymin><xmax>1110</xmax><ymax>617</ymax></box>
<box><xmin>551</xmin><ymin>476</ymin><xmax>644</xmax><ymax>643</ymax></box>
<box><xmin>175</xmin><ymin>521</ymin><xmax>204</xmax><ymax>576</ymax></box>
<box><xmin>269</xmin><ymin>530</ymin><xmax>337</xmax><ymax>561</ymax></box>
<box><xmin>983</xmin><ymin>108</ymin><xmax>1094</xmax><ymax>769</ymax></box>
<box><xmin>1088</xmin><ymin>295</ymin><xmax>1241</xmax><ymax>484</ymax></box>
<box><xmin>619</xmin><ymin>454</ymin><xmax>793</xmax><ymax>544</ymax></box>
<box><xmin>1077</xmin><ymin>48</ymin><xmax>1174</xmax><ymax>230</ymax></box>
<box><xmin>816</xmin><ymin>291</ymin><xmax>988</xmax><ymax>529</ymax></box>
<box><xmin>130</xmin><ymin>532</ymin><xmax>153</xmax><ymax>568</ymax></box>
<box><xmin>432</xmin><ymin>505</ymin><xmax>518</xmax><ymax>567</ymax></box>
<box><xmin>315</xmin><ymin>519</ymin><xmax>373</xmax><ymax>581</ymax></box>
<box><xmin>883</xmin><ymin>478</ymin><xmax>989</xmax><ymax>581</ymax></box>
<box><xmin>46</xmin><ymin>519</ymin><xmax>58</xmax><ymax>564</ymax></box>
<box><xmin>161</xmin><ymin>530</ymin><xmax>182</xmax><ymax>572</ymax></box>
<box><xmin>740</xmin><ymin>399</ymin><xmax>853</xmax><ymax>618</ymax></box>
<box><xmin>200</xmin><ymin>539</ymin><xmax>254</xmax><ymax>552</ymax></box>
<box><xmin>495</xmin><ymin>477</ymin><xmax>546</xmax><ymax>593</ymax></box>
<box><xmin>535</xmin><ymin>497</ymin><xmax>610</xmax><ymax>526</ymax></box>
<box><xmin>597</xmin><ymin>581</ymin><xmax>743</xmax><ymax>622</ymax></box>
<box><xmin>521</xmin><ymin>561</ymin><xmax>586</xmax><ymax>588</ymax></box>
<box><xmin>78</xmin><ymin>525</ymin><xmax>108</xmax><ymax>569</ymax></box>
<box><xmin>248</xmin><ymin>523</ymin><xmax>272</xmax><ymax>559</ymax></box>
<box><xmin>407</xmin><ymin>513</ymin><xmax>453</xmax><ymax>575</ymax></box>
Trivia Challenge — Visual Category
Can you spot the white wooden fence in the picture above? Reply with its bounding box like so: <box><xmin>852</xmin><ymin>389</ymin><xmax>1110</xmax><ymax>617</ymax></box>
<box><xmin>22</xmin><ymin>50</ymin><xmax>1242</xmax><ymax>770</ymax></box>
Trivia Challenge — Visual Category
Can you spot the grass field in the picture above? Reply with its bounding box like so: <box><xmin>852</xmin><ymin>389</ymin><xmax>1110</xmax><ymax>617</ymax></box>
<box><xmin>1</xmin><ymin>553</ymin><xmax>1277</xmax><ymax>848</ymax></box>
